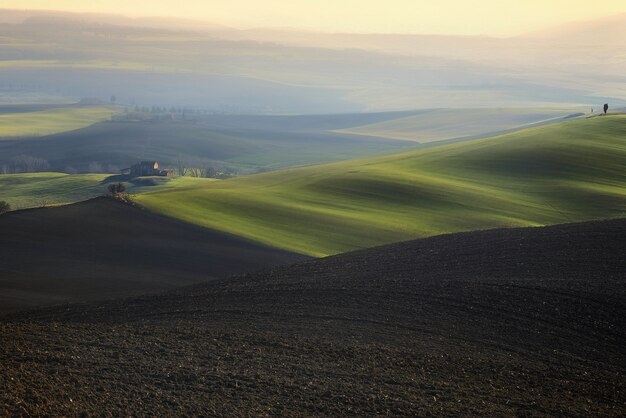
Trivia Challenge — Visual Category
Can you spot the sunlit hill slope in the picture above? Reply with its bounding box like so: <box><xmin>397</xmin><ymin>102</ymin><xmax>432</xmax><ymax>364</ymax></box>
<box><xmin>135</xmin><ymin>115</ymin><xmax>626</xmax><ymax>256</ymax></box>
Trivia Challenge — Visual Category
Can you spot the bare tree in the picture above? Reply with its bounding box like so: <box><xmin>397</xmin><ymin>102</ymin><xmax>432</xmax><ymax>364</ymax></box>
<box><xmin>107</xmin><ymin>183</ymin><xmax>126</xmax><ymax>196</ymax></box>
<box><xmin>12</xmin><ymin>155</ymin><xmax>49</xmax><ymax>172</ymax></box>
<box><xmin>35</xmin><ymin>157</ymin><xmax>50</xmax><ymax>172</ymax></box>
<box><xmin>201</xmin><ymin>165</ymin><xmax>217</xmax><ymax>178</ymax></box>
<box><xmin>14</xmin><ymin>156</ymin><xmax>27</xmax><ymax>172</ymax></box>
<box><xmin>176</xmin><ymin>158</ymin><xmax>188</xmax><ymax>177</ymax></box>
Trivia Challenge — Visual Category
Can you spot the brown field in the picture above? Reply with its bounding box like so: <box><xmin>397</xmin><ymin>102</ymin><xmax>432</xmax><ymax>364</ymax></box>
<box><xmin>0</xmin><ymin>198</ymin><xmax>307</xmax><ymax>314</ymax></box>
<box><xmin>1</xmin><ymin>217</ymin><xmax>624</xmax><ymax>416</ymax></box>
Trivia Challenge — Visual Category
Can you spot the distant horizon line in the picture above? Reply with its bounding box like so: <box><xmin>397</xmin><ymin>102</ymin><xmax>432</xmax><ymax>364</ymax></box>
<box><xmin>2</xmin><ymin>7</ymin><xmax>625</xmax><ymax>39</ymax></box>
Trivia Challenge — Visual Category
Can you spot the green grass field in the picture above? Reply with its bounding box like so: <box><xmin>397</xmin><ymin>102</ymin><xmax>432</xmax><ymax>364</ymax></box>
<box><xmin>135</xmin><ymin>115</ymin><xmax>626</xmax><ymax>256</ymax></box>
<box><xmin>0</xmin><ymin>106</ymin><xmax>116</xmax><ymax>138</ymax></box>
<box><xmin>339</xmin><ymin>108</ymin><xmax>580</xmax><ymax>143</ymax></box>
<box><xmin>0</xmin><ymin>173</ymin><xmax>212</xmax><ymax>210</ymax></box>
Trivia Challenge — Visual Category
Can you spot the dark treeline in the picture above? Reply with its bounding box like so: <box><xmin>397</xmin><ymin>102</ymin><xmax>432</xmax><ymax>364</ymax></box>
<box><xmin>1</xmin><ymin>155</ymin><xmax>49</xmax><ymax>174</ymax></box>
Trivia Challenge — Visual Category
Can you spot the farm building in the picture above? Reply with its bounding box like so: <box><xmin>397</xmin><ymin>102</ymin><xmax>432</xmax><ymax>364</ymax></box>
<box><xmin>122</xmin><ymin>161</ymin><xmax>174</xmax><ymax>177</ymax></box>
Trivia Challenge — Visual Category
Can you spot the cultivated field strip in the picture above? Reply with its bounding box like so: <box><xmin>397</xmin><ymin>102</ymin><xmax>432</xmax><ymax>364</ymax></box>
<box><xmin>1</xmin><ymin>219</ymin><xmax>624</xmax><ymax>415</ymax></box>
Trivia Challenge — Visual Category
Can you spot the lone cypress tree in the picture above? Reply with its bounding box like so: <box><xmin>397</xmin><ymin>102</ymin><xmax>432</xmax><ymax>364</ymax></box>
<box><xmin>604</xmin><ymin>103</ymin><xmax>609</xmax><ymax>114</ymax></box>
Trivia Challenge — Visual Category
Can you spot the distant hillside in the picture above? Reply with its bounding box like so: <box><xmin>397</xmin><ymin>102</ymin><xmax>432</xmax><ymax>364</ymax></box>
<box><xmin>0</xmin><ymin>110</ymin><xmax>417</xmax><ymax>175</ymax></box>
<box><xmin>0</xmin><ymin>104</ymin><xmax>115</xmax><ymax>138</ymax></box>
<box><xmin>339</xmin><ymin>108</ymin><xmax>580</xmax><ymax>143</ymax></box>
<box><xmin>527</xmin><ymin>13</ymin><xmax>626</xmax><ymax>45</ymax></box>
<box><xmin>2</xmin><ymin>218</ymin><xmax>624</xmax><ymax>415</ymax></box>
<box><xmin>0</xmin><ymin>108</ymin><xmax>597</xmax><ymax>211</ymax></box>
<box><xmin>1</xmin><ymin>10</ymin><xmax>624</xmax><ymax>111</ymax></box>
<box><xmin>0</xmin><ymin>198</ymin><xmax>308</xmax><ymax>313</ymax></box>
<box><xmin>136</xmin><ymin>115</ymin><xmax>626</xmax><ymax>256</ymax></box>
<box><xmin>3</xmin><ymin>107</ymin><xmax>586</xmax><ymax>177</ymax></box>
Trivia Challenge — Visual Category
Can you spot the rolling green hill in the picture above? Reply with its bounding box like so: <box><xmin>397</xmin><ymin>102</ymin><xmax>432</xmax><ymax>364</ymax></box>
<box><xmin>338</xmin><ymin>108</ymin><xmax>581</xmax><ymax>143</ymax></box>
<box><xmin>0</xmin><ymin>105</ymin><xmax>116</xmax><ymax>138</ymax></box>
<box><xmin>1</xmin><ymin>108</ymin><xmax>579</xmax><ymax>176</ymax></box>
<box><xmin>0</xmin><ymin>172</ymin><xmax>211</xmax><ymax>210</ymax></box>
<box><xmin>135</xmin><ymin>115</ymin><xmax>626</xmax><ymax>256</ymax></box>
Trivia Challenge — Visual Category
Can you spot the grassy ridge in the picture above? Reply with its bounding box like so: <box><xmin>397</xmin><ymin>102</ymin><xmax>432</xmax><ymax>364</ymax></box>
<box><xmin>339</xmin><ymin>108</ymin><xmax>579</xmax><ymax>143</ymax></box>
<box><xmin>0</xmin><ymin>106</ymin><xmax>115</xmax><ymax>138</ymax></box>
<box><xmin>135</xmin><ymin>115</ymin><xmax>626</xmax><ymax>256</ymax></box>
<box><xmin>0</xmin><ymin>173</ymin><xmax>211</xmax><ymax>210</ymax></box>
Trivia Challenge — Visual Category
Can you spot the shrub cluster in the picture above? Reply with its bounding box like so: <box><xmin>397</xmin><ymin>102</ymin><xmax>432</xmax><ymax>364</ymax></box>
<box><xmin>0</xmin><ymin>201</ymin><xmax>10</xmax><ymax>215</ymax></box>
<box><xmin>106</xmin><ymin>183</ymin><xmax>132</xmax><ymax>203</ymax></box>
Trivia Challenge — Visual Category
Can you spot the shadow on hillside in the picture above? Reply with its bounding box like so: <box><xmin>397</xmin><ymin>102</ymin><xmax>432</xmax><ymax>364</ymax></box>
<box><xmin>100</xmin><ymin>174</ymin><xmax>131</xmax><ymax>184</ymax></box>
<box><xmin>100</xmin><ymin>174</ymin><xmax>173</xmax><ymax>187</ymax></box>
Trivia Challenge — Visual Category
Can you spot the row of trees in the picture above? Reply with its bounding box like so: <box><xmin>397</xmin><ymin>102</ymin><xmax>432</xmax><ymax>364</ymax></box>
<box><xmin>175</xmin><ymin>159</ymin><xmax>235</xmax><ymax>179</ymax></box>
<box><xmin>83</xmin><ymin>162</ymin><xmax>121</xmax><ymax>174</ymax></box>
<box><xmin>0</xmin><ymin>156</ymin><xmax>235</xmax><ymax>178</ymax></box>
<box><xmin>1</xmin><ymin>155</ymin><xmax>49</xmax><ymax>174</ymax></box>
<box><xmin>117</xmin><ymin>105</ymin><xmax>241</xmax><ymax>118</ymax></box>
<box><xmin>129</xmin><ymin>106</ymin><xmax>203</xmax><ymax>114</ymax></box>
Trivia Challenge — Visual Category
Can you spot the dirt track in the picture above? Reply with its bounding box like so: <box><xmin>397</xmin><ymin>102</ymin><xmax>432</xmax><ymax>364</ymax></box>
<box><xmin>0</xmin><ymin>198</ymin><xmax>308</xmax><ymax>313</ymax></box>
<box><xmin>1</xmin><ymin>218</ymin><xmax>625</xmax><ymax>416</ymax></box>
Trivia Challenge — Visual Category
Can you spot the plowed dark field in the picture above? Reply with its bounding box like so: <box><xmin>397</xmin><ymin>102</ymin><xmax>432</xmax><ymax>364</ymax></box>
<box><xmin>1</xmin><ymin>219</ymin><xmax>625</xmax><ymax>416</ymax></box>
<box><xmin>0</xmin><ymin>198</ymin><xmax>308</xmax><ymax>313</ymax></box>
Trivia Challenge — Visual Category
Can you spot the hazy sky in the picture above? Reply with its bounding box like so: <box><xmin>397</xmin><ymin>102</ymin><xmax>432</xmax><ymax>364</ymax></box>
<box><xmin>4</xmin><ymin>0</ymin><xmax>626</xmax><ymax>36</ymax></box>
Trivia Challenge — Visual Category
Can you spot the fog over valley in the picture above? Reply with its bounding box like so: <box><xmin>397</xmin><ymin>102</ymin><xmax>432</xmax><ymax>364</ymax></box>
<box><xmin>1</xmin><ymin>9</ymin><xmax>625</xmax><ymax>112</ymax></box>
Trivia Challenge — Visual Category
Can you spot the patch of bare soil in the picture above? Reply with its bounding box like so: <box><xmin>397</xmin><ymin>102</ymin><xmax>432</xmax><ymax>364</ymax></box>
<box><xmin>1</xmin><ymin>219</ymin><xmax>625</xmax><ymax>416</ymax></box>
<box><xmin>0</xmin><ymin>197</ymin><xmax>308</xmax><ymax>314</ymax></box>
